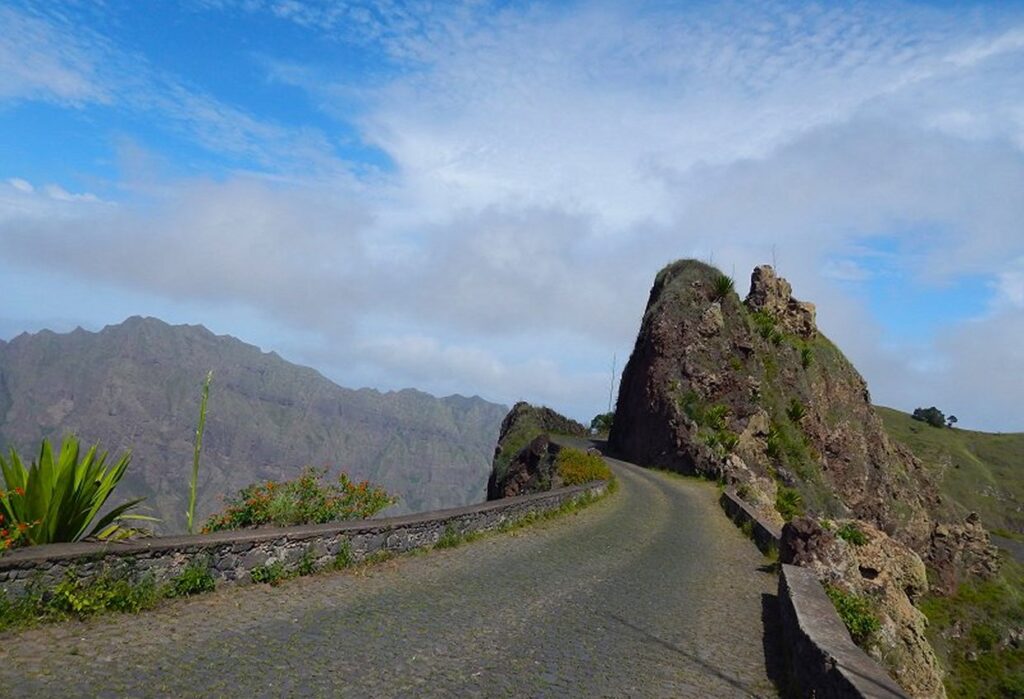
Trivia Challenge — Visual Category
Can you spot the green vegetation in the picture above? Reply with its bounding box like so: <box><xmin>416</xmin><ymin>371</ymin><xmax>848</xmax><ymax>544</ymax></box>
<box><xmin>590</xmin><ymin>412</ymin><xmax>614</xmax><ymax>434</ymax></box>
<box><xmin>836</xmin><ymin>522</ymin><xmax>867</xmax><ymax>546</ymax></box>
<box><xmin>203</xmin><ymin>467</ymin><xmax>396</xmax><ymax>532</ymax></box>
<box><xmin>775</xmin><ymin>486</ymin><xmax>804</xmax><ymax>522</ymax></box>
<box><xmin>555</xmin><ymin>447</ymin><xmax>613</xmax><ymax>486</ymax></box>
<box><xmin>825</xmin><ymin>585</ymin><xmax>880</xmax><ymax>645</ymax></box>
<box><xmin>918</xmin><ymin>559</ymin><xmax>1024</xmax><ymax>698</ymax></box>
<box><xmin>186</xmin><ymin>370</ymin><xmax>213</xmax><ymax>535</ymax></box>
<box><xmin>912</xmin><ymin>406</ymin><xmax>948</xmax><ymax>429</ymax></box>
<box><xmin>877</xmin><ymin>406</ymin><xmax>1024</xmax><ymax>534</ymax></box>
<box><xmin>712</xmin><ymin>273</ymin><xmax>735</xmax><ymax>300</ymax></box>
<box><xmin>800</xmin><ymin>346</ymin><xmax>814</xmax><ymax>369</ymax></box>
<box><xmin>435</xmin><ymin>524</ymin><xmax>463</xmax><ymax>549</ymax></box>
<box><xmin>250</xmin><ymin>561</ymin><xmax>288</xmax><ymax>586</ymax></box>
<box><xmin>0</xmin><ymin>568</ymin><xmax>163</xmax><ymax>630</ymax></box>
<box><xmin>170</xmin><ymin>559</ymin><xmax>216</xmax><ymax>597</ymax></box>
<box><xmin>0</xmin><ymin>435</ymin><xmax>153</xmax><ymax>551</ymax></box>
<box><xmin>334</xmin><ymin>541</ymin><xmax>354</xmax><ymax>569</ymax></box>
<box><xmin>786</xmin><ymin>398</ymin><xmax>807</xmax><ymax>423</ymax></box>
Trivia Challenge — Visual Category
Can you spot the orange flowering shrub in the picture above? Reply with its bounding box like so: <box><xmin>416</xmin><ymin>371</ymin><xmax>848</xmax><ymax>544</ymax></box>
<box><xmin>203</xmin><ymin>467</ymin><xmax>396</xmax><ymax>532</ymax></box>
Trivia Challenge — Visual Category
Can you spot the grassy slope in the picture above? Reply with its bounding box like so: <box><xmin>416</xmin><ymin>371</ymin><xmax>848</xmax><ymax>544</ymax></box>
<box><xmin>878</xmin><ymin>406</ymin><xmax>1024</xmax><ymax>697</ymax></box>
<box><xmin>876</xmin><ymin>406</ymin><xmax>1024</xmax><ymax>535</ymax></box>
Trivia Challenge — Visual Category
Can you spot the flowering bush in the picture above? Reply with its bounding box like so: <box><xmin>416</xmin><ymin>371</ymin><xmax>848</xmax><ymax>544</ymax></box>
<box><xmin>203</xmin><ymin>467</ymin><xmax>396</xmax><ymax>532</ymax></box>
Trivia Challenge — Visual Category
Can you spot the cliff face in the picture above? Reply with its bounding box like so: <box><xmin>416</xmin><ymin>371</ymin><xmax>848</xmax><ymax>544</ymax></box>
<box><xmin>609</xmin><ymin>261</ymin><xmax>995</xmax><ymax>582</ymax></box>
<box><xmin>486</xmin><ymin>402</ymin><xmax>587</xmax><ymax>499</ymax></box>
<box><xmin>0</xmin><ymin>317</ymin><xmax>508</xmax><ymax>532</ymax></box>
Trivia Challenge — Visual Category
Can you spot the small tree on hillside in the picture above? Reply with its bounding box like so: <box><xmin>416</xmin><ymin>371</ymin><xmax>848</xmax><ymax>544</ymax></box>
<box><xmin>947</xmin><ymin>415</ymin><xmax>958</xmax><ymax>429</ymax></box>
<box><xmin>912</xmin><ymin>406</ymin><xmax>946</xmax><ymax>429</ymax></box>
<box><xmin>590</xmin><ymin>412</ymin><xmax>614</xmax><ymax>434</ymax></box>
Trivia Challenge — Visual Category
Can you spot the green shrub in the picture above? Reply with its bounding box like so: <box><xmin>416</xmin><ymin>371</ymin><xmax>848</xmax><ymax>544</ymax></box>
<box><xmin>836</xmin><ymin>522</ymin><xmax>868</xmax><ymax>546</ymax></box>
<box><xmin>751</xmin><ymin>310</ymin><xmax>776</xmax><ymax>339</ymax></box>
<box><xmin>0</xmin><ymin>436</ymin><xmax>153</xmax><ymax>549</ymax></box>
<box><xmin>171</xmin><ymin>560</ymin><xmax>216</xmax><ymax>597</ymax></box>
<box><xmin>297</xmin><ymin>550</ymin><xmax>317</xmax><ymax>576</ymax></box>
<box><xmin>787</xmin><ymin>399</ymin><xmax>807</xmax><ymax>423</ymax></box>
<box><xmin>555</xmin><ymin>448</ymin><xmax>612</xmax><ymax>486</ymax></box>
<box><xmin>204</xmin><ymin>467</ymin><xmax>396</xmax><ymax>532</ymax></box>
<box><xmin>590</xmin><ymin>412</ymin><xmax>614</xmax><ymax>434</ymax></box>
<box><xmin>334</xmin><ymin>541</ymin><xmax>354</xmax><ymax>569</ymax></box>
<box><xmin>250</xmin><ymin>561</ymin><xmax>288</xmax><ymax>586</ymax></box>
<box><xmin>435</xmin><ymin>524</ymin><xmax>462</xmax><ymax>549</ymax></box>
<box><xmin>825</xmin><ymin>585</ymin><xmax>880</xmax><ymax>644</ymax></box>
<box><xmin>775</xmin><ymin>486</ymin><xmax>804</xmax><ymax>521</ymax></box>
<box><xmin>49</xmin><ymin>571</ymin><xmax>159</xmax><ymax>617</ymax></box>
<box><xmin>766</xmin><ymin>427</ymin><xmax>783</xmax><ymax>459</ymax></box>
<box><xmin>801</xmin><ymin>347</ymin><xmax>814</xmax><ymax>369</ymax></box>
<box><xmin>712</xmin><ymin>274</ymin><xmax>735</xmax><ymax>300</ymax></box>
<box><xmin>704</xmin><ymin>404</ymin><xmax>730</xmax><ymax>431</ymax></box>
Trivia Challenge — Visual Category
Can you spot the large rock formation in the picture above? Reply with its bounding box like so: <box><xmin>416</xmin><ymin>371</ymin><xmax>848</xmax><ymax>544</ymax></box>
<box><xmin>609</xmin><ymin>260</ymin><xmax>996</xmax><ymax>581</ymax></box>
<box><xmin>486</xmin><ymin>402</ymin><xmax>587</xmax><ymax>499</ymax></box>
<box><xmin>0</xmin><ymin>317</ymin><xmax>509</xmax><ymax>532</ymax></box>
<box><xmin>609</xmin><ymin>260</ymin><xmax>1001</xmax><ymax>694</ymax></box>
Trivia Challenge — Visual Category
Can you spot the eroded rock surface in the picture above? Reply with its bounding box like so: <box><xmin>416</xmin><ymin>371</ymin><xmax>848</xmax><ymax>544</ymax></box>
<box><xmin>782</xmin><ymin>517</ymin><xmax>945</xmax><ymax>699</ymax></box>
<box><xmin>486</xmin><ymin>402</ymin><xmax>586</xmax><ymax>500</ymax></box>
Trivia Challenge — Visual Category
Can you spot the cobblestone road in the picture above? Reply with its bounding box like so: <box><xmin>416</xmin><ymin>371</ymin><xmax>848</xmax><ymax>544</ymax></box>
<box><xmin>0</xmin><ymin>451</ymin><xmax>781</xmax><ymax>697</ymax></box>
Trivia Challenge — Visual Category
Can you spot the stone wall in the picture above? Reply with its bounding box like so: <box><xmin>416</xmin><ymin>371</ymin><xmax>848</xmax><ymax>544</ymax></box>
<box><xmin>718</xmin><ymin>488</ymin><xmax>781</xmax><ymax>555</ymax></box>
<box><xmin>779</xmin><ymin>564</ymin><xmax>909</xmax><ymax>698</ymax></box>
<box><xmin>0</xmin><ymin>481</ymin><xmax>607</xmax><ymax>599</ymax></box>
<box><xmin>719</xmin><ymin>490</ymin><xmax>908</xmax><ymax>698</ymax></box>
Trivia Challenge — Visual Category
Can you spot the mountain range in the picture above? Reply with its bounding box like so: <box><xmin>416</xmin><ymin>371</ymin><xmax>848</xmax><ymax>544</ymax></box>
<box><xmin>0</xmin><ymin>317</ymin><xmax>508</xmax><ymax>533</ymax></box>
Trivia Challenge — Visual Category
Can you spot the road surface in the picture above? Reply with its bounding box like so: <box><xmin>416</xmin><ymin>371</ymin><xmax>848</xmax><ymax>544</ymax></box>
<box><xmin>0</xmin><ymin>450</ymin><xmax>780</xmax><ymax>697</ymax></box>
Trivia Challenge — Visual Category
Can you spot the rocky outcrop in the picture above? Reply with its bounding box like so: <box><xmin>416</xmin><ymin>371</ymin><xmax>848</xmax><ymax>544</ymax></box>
<box><xmin>609</xmin><ymin>260</ymin><xmax>993</xmax><ymax>583</ymax></box>
<box><xmin>746</xmin><ymin>265</ymin><xmax>817</xmax><ymax>338</ymax></box>
<box><xmin>609</xmin><ymin>259</ymin><xmax>1000</xmax><ymax>696</ymax></box>
<box><xmin>782</xmin><ymin>517</ymin><xmax>945</xmax><ymax>699</ymax></box>
<box><xmin>486</xmin><ymin>402</ymin><xmax>586</xmax><ymax>500</ymax></box>
<box><xmin>929</xmin><ymin>513</ymin><xmax>1000</xmax><ymax>595</ymax></box>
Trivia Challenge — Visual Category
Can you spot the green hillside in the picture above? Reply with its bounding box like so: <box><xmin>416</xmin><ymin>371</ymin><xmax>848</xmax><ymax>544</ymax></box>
<box><xmin>877</xmin><ymin>406</ymin><xmax>1024</xmax><ymax>537</ymax></box>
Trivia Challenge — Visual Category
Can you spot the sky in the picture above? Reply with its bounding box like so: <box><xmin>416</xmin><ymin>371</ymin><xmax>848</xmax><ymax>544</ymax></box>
<box><xmin>1</xmin><ymin>1</ymin><xmax>1023</xmax><ymax>431</ymax></box>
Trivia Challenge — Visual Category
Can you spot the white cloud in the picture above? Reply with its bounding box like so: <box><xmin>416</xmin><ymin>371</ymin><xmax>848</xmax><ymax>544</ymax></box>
<box><xmin>6</xmin><ymin>178</ymin><xmax>33</xmax><ymax>193</ymax></box>
<box><xmin>2</xmin><ymin>1</ymin><xmax>1024</xmax><ymax>428</ymax></box>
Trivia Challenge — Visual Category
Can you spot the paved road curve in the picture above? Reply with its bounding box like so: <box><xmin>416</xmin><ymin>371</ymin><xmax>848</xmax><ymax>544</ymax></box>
<box><xmin>0</xmin><ymin>451</ymin><xmax>780</xmax><ymax>697</ymax></box>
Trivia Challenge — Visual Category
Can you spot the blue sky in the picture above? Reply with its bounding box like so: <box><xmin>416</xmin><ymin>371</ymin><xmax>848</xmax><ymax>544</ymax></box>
<box><xmin>1</xmin><ymin>0</ymin><xmax>1023</xmax><ymax>430</ymax></box>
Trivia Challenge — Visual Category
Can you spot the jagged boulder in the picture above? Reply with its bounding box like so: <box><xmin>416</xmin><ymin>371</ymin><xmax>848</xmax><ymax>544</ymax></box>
<box><xmin>486</xmin><ymin>402</ymin><xmax>586</xmax><ymax>500</ymax></box>
<box><xmin>782</xmin><ymin>517</ymin><xmax>946</xmax><ymax>699</ymax></box>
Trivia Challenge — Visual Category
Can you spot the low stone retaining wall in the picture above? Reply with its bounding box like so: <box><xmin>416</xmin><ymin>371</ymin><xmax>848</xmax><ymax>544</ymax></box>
<box><xmin>718</xmin><ymin>488</ymin><xmax>781</xmax><ymax>555</ymax></box>
<box><xmin>0</xmin><ymin>481</ymin><xmax>607</xmax><ymax>599</ymax></box>
<box><xmin>718</xmin><ymin>490</ymin><xmax>907</xmax><ymax>697</ymax></box>
<box><xmin>779</xmin><ymin>564</ymin><xmax>908</xmax><ymax>698</ymax></box>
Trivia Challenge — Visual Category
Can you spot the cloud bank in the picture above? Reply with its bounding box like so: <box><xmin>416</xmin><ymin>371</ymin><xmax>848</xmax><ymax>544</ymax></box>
<box><xmin>1</xmin><ymin>1</ymin><xmax>1023</xmax><ymax>430</ymax></box>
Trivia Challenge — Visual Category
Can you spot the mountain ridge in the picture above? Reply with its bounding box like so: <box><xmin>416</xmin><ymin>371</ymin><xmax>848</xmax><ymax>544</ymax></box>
<box><xmin>0</xmin><ymin>316</ymin><xmax>508</xmax><ymax>533</ymax></box>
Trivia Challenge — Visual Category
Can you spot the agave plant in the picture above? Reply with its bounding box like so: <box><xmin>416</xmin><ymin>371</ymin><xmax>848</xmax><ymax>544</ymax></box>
<box><xmin>0</xmin><ymin>436</ymin><xmax>154</xmax><ymax>547</ymax></box>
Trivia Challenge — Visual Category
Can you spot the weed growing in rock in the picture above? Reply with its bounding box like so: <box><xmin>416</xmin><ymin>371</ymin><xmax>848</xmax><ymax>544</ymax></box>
<box><xmin>435</xmin><ymin>524</ymin><xmax>463</xmax><ymax>549</ymax></box>
<box><xmin>825</xmin><ymin>585</ymin><xmax>880</xmax><ymax>644</ymax></box>
<box><xmin>775</xmin><ymin>486</ymin><xmax>804</xmax><ymax>521</ymax></box>
<box><xmin>334</xmin><ymin>541</ymin><xmax>354</xmax><ymax>569</ymax></box>
<box><xmin>170</xmin><ymin>559</ymin><xmax>216</xmax><ymax>597</ymax></box>
<box><xmin>297</xmin><ymin>549</ymin><xmax>317</xmax><ymax>576</ymax></box>
<box><xmin>836</xmin><ymin>522</ymin><xmax>868</xmax><ymax>546</ymax></box>
<box><xmin>787</xmin><ymin>399</ymin><xmax>807</xmax><ymax>423</ymax></box>
<box><xmin>712</xmin><ymin>274</ymin><xmax>735</xmax><ymax>300</ymax></box>
<box><xmin>250</xmin><ymin>561</ymin><xmax>289</xmax><ymax>586</ymax></box>
<box><xmin>800</xmin><ymin>347</ymin><xmax>814</xmax><ymax>369</ymax></box>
